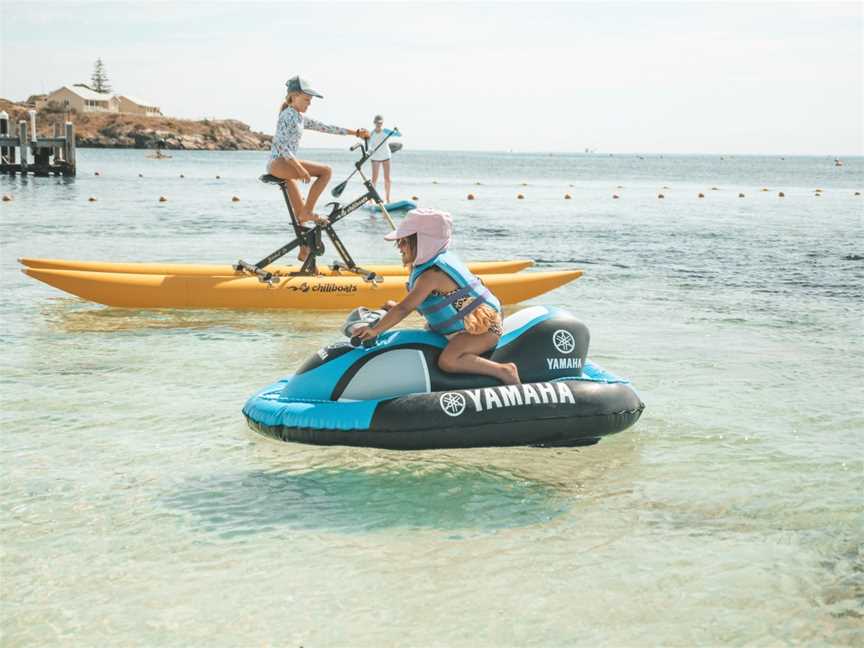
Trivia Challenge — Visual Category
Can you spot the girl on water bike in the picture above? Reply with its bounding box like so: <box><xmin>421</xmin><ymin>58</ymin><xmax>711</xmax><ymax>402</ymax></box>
<box><xmin>267</xmin><ymin>76</ymin><xmax>369</xmax><ymax>226</ymax></box>
<box><xmin>354</xmin><ymin>209</ymin><xmax>521</xmax><ymax>385</ymax></box>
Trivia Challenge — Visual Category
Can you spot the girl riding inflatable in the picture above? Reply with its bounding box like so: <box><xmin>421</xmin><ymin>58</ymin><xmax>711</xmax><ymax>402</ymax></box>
<box><xmin>354</xmin><ymin>208</ymin><xmax>520</xmax><ymax>385</ymax></box>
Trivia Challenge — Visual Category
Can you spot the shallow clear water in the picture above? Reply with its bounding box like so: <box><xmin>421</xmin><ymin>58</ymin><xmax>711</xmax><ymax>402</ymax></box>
<box><xmin>1</xmin><ymin>149</ymin><xmax>862</xmax><ymax>645</ymax></box>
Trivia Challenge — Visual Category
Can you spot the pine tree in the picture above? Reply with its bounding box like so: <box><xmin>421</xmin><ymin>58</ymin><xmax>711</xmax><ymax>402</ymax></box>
<box><xmin>91</xmin><ymin>59</ymin><xmax>112</xmax><ymax>94</ymax></box>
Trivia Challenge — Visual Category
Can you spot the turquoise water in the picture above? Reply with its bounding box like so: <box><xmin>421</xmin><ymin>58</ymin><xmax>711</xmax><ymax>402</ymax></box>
<box><xmin>1</xmin><ymin>149</ymin><xmax>862</xmax><ymax>645</ymax></box>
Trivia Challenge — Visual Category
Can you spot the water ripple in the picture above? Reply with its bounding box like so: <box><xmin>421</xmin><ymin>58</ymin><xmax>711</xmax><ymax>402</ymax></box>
<box><xmin>162</xmin><ymin>465</ymin><xmax>567</xmax><ymax>537</ymax></box>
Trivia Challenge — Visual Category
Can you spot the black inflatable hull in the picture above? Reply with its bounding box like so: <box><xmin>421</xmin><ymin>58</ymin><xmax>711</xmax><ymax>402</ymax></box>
<box><xmin>243</xmin><ymin>379</ymin><xmax>644</xmax><ymax>450</ymax></box>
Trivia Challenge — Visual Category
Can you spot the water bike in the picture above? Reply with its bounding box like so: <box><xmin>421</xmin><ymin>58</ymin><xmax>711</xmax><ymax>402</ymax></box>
<box><xmin>18</xmin><ymin>265</ymin><xmax>580</xmax><ymax>310</ymax></box>
<box><xmin>234</xmin><ymin>126</ymin><xmax>404</xmax><ymax>284</ymax></box>
<box><xmin>20</xmin><ymin>129</ymin><xmax>582</xmax><ymax>309</ymax></box>
<box><xmin>243</xmin><ymin>306</ymin><xmax>644</xmax><ymax>449</ymax></box>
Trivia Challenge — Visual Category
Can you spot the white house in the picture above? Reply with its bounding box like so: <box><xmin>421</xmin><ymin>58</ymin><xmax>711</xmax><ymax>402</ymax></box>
<box><xmin>116</xmin><ymin>95</ymin><xmax>162</xmax><ymax>117</ymax></box>
<box><xmin>36</xmin><ymin>85</ymin><xmax>163</xmax><ymax>117</ymax></box>
<box><xmin>36</xmin><ymin>84</ymin><xmax>120</xmax><ymax>113</ymax></box>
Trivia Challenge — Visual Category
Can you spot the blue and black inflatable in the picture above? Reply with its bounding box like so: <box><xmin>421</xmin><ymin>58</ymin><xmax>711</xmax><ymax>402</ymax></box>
<box><xmin>242</xmin><ymin>306</ymin><xmax>645</xmax><ymax>450</ymax></box>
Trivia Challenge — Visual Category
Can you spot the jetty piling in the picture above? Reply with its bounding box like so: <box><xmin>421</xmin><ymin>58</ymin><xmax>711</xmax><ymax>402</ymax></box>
<box><xmin>0</xmin><ymin>111</ymin><xmax>76</xmax><ymax>176</ymax></box>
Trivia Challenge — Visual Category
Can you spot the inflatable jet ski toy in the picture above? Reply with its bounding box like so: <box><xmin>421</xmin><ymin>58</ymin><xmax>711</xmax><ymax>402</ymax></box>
<box><xmin>242</xmin><ymin>306</ymin><xmax>645</xmax><ymax>450</ymax></box>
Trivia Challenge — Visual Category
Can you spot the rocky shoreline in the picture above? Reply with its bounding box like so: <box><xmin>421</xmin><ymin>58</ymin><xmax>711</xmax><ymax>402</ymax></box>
<box><xmin>0</xmin><ymin>98</ymin><xmax>272</xmax><ymax>151</ymax></box>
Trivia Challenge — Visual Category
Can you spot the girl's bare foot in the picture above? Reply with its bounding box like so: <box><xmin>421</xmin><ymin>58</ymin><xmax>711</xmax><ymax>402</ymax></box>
<box><xmin>499</xmin><ymin>362</ymin><xmax>521</xmax><ymax>385</ymax></box>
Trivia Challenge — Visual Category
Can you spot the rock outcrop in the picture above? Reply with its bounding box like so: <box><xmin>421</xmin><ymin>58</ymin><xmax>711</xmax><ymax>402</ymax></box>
<box><xmin>0</xmin><ymin>98</ymin><xmax>271</xmax><ymax>150</ymax></box>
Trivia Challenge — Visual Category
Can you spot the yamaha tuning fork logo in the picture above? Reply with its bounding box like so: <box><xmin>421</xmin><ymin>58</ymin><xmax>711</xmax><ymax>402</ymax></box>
<box><xmin>552</xmin><ymin>329</ymin><xmax>576</xmax><ymax>354</ymax></box>
<box><xmin>439</xmin><ymin>392</ymin><xmax>467</xmax><ymax>417</ymax></box>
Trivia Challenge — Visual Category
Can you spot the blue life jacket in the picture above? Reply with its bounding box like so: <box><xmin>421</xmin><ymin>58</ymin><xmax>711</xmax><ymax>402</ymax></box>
<box><xmin>408</xmin><ymin>251</ymin><xmax>501</xmax><ymax>335</ymax></box>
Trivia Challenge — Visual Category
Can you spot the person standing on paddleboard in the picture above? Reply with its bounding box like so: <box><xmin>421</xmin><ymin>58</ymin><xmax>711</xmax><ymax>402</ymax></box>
<box><xmin>367</xmin><ymin>114</ymin><xmax>399</xmax><ymax>204</ymax></box>
<box><xmin>267</xmin><ymin>76</ymin><xmax>369</xmax><ymax>227</ymax></box>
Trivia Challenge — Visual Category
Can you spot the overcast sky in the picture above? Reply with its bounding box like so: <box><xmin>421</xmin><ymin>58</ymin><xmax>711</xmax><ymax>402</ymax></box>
<box><xmin>2</xmin><ymin>1</ymin><xmax>861</xmax><ymax>154</ymax></box>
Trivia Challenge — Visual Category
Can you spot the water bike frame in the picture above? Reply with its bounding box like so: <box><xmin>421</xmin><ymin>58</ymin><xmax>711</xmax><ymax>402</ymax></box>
<box><xmin>234</xmin><ymin>128</ymin><xmax>400</xmax><ymax>285</ymax></box>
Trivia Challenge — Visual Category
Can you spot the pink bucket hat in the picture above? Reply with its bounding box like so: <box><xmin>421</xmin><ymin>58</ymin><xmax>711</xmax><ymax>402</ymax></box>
<box><xmin>384</xmin><ymin>208</ymin><xmax>452</xmax><ymax>264</ymax></box>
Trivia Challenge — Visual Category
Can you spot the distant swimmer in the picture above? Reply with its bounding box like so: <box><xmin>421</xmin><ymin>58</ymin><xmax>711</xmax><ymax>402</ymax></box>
<box><xmin>834</xmin><ymin>158</ymin><xmax>844</xmax><ymax>167</ymax></box>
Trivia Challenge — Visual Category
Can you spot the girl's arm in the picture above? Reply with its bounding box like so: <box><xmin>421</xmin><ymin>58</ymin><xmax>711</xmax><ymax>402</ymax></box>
<box><xmin>304</xmin><ymin>117</ymin><xmax>367</xmax><ymax>138</ymax></box>
<box><xmin>355</xmin><ymin>272</ymin><xmax>438</xmax><ymax>340</ymax></box>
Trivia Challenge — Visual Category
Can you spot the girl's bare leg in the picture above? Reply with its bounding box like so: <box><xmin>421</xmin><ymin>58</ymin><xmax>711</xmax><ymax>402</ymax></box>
<box><xmin>266</xmin><ymin>158</ymin><xmax>317</xmax><ymax>262</ymax></box>
<box><xmin>297</xmin><ymin>159</ymin><xmax>332</xmax><ymax>221</ymax></box>
<box><xmin>438</xmin><ymin>331</ymin><xmax>520</xmax><ymax>384</ymax></box>
<box><xmin>382</xmin><ymin>159</ymin><xmax>392</xmax><ymax>203</ymax></box>
<box><xmin>268</xmin><ymin>158</ymin><xmax>307</xmax><ymax>219</ymax></box>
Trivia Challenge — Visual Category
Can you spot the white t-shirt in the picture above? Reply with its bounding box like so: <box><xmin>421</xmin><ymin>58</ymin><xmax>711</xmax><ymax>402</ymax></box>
<box><xmin>367</xmin><ymin>128</ymin><xmax>393</xmax><ymax>161</ymax></box>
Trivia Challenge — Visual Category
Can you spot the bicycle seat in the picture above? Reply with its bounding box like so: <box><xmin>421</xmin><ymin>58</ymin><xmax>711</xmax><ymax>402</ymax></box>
<box><xmin>259</xmin><ymin>174</ymin><xmax>284</xmax><ymax>185</ymax></box>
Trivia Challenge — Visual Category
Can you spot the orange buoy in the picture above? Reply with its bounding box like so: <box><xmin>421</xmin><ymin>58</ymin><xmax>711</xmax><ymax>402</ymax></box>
<box><xmin>232</xmin><ymin>196</ymin><xmax>240</xmax><ymax>202</ymax></box>
<box><xmin>564</xmin><ymin>193</ymin><xmax>572</xmax><ymax>199</ymax></box>
<box><xmin>517</xmin><ymin>193</ymin><xmax>525</xmax><ymax>199</ymax></box>
<box><xmin>412</xmin><ymin>195</ymin><xmax>419</xmax><ymax>201</ymax></box>
<box><xmin>467</xmin><ymin>194</ymin><xmax>475</xmax><ymax>200</ymax></box>
<box><xmin>88</xmin><ymin>196</ymin><xmax>97</xmax><ymax>202</ymax></box>
<box><xmin>2</xmin><ymin>194</ymin><xmax>12</xmax><ymax>202</ymax></box>
<box><xmin>159</xmin><ymin>196</ymin><xmax>167</xmax><ymax>202</ymax></box>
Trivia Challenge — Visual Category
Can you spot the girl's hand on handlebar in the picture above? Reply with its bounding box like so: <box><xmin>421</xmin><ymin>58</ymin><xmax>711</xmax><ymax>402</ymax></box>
<box><xmin>354</xmin><ymin>324</ymin><xmax>377</xmax><ymax>341</ymax></box>
<box><xmin>355</xmin><ymin>129</ymin><xmax>370</xmax><ymax>139</ymax></box>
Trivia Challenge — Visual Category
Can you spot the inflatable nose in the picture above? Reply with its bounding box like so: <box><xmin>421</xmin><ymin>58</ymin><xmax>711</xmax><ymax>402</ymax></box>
<box><xmin>343</xmin><ymin>306</ymin><xmax>387</xmax><ymax>338</ymax></box>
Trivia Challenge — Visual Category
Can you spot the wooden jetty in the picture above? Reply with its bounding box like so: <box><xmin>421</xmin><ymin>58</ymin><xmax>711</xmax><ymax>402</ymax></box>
<box><xmin>0</xmin><ymin>109</ymin><xmax>76</xmax><ymax>177</ymax></box>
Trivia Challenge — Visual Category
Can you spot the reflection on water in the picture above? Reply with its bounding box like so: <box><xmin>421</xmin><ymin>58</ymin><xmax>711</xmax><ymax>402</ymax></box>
<box><xmin>37</xmin><ymin>299</ymin><xmax>351</xmax><ymax>334</ymax></box>
<box><xmin>163</xmin><ymin>464</ymin><xmax>567</xmax><ymax>537</ymax></box>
